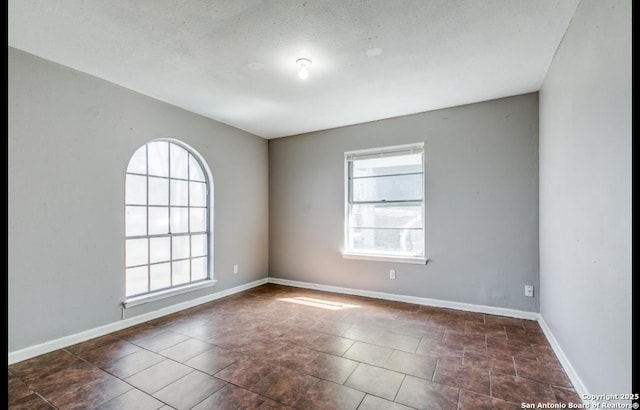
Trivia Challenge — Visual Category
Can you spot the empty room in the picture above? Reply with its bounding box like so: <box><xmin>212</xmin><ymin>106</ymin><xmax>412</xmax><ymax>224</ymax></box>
<box><xmin>8</xmin><ymin>0</ymin><xmax>631</xmax><ymax>409</ymax></box>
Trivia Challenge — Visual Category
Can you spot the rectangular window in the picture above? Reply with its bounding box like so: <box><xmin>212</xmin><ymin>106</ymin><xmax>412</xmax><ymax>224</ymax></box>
<box><xmin>344</xmin><ymin>143</ymin><xmax>426</xmax><ymax>264</ymax></box>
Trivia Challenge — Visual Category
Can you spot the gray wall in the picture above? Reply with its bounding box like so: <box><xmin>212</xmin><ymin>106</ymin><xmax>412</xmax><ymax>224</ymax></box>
<box><xmin>8</xmin><ymin>47</ymin><xmax>269</xmax><ymax>352</ymax></box>
<box><xmin>269</xmin><ymin>94</ymin><xmax>539</xmax><ymax>312</ymax></box>
<box><xmin>539</xmin><ymin>0</ymin><xmax>631</xmax><ymax>394</ymax></box>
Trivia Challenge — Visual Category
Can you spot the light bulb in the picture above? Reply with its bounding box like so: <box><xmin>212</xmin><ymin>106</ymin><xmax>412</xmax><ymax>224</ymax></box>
<box><xmin>296</xmin><ymin>58</ymin><xmax>312</xmax><ymax>80</ymax></box>
<box><xmin>298</xmin><ymin>66</ymin><xmax>309</xmax><ymax>80</ymax></box>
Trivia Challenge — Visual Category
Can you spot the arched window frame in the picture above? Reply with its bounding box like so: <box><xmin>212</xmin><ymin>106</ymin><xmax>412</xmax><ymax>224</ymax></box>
<box><xmin>123</xmin><ymin>138</ymin><xmax>215</xmax><ymax>308</ymax></box>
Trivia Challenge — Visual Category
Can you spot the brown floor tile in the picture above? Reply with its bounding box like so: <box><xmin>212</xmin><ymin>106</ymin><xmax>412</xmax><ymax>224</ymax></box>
<box><xmin>357</xmin><ymin>394</ymin><xmax>414</xmax><ymax>410</ymax></box>
<box><xmin>192</xmin><ymin>384</ymin><xmax>266</xmax><ymax>409</ymax></box>
<box><xmin>8</xmin><ymin>393</ymin><xmax>55</xmax><ymax>409</ymax></box>
<box><xmin>277</xmin><ymin>329</ymin><xmax>323</xmax><ymax>348</ymax></box>
<box><xmin>310</xmin><ymin>318</ymin><xmax>352</xmax><ymax>336</ymax></box>
<box><xmin>430</xmin><ymin>315</ymin><xmax>467</xmax><ymax>332</ymax></box>
<box><xmin>125</xmin><ymin>359</ymin><xmax>192</xmax><ymax>394</ymax></box>
<box><xmin>486</xmin><ymin>337</ymin><xmax>536</xmax><ymax>359</ymax></box>
<box><xmin>214</xmin><ymin>358</ymin><xmax>275</xmax><ymax>389</ymax></box>
<box><xmin>344</xmin><ymin>363</ymin><xmax>404</xmax><ymax>401</ymax></box>
<box><xmin>153</xmin><ymin>370</ymin><xmax>227</xmax><ymax>409</ymax></box>
<box><xmin>533</xmin><ymin>344</ymin><xmax>562</xmax><ymax>364</ymax></box>
<box><xmin>65</xmin><ymin>334</ymin><xmax>120</xmax><ymax>357</ymax></box>
<box><xmin>294</xmin><ymin>379</ymin><xmax>364</xmax><ymax>410</ymax></box>
<box><xmin>395</xmin><ymin>375</ymin><xmax>459</xmax><ymax>410</ymax></box>
<box><xmin>77</xmin><ymin>339</ymin><xmax>142</xmax><ymax>367</ymax></box>
<box><xmin>8</xmin><ymin>371</ymin><xmax>33</xmax><ymax>404</ymax></box>
<box><xmin>484</xmin><ymin>315</ymin><xmax>525</xmax><ymax>328</ymax></box>
<box><xmin>442</xmin><ymin>331</ymin><xmax>487</xmax><ymax>349</ymax></box>
<box><xmin>303</xmin><ymin>353</ymin><xmax>359</xmax><ymax>384</ymax></box>
<box><xmin>343</xmin><ymin>341</ymin><xmax>394</xmax><ymax>367</ymax></box>
<box><xmin>505</xmin><ymin>327</ymin><xmax>548</xmax><ymax>345</ymax></box>
<box><xmin>158</xmin><ymin>337</ymin><xmax>214</xmax><ymax>363</ymax></box>
<box><xmin>465</xmin><ymin>322</ymin><xmax>507</xmax><ymax>339</ymax></box>
<box><xmin>129</xmin><ymin>329</ymin><xmax>190</xmax><ymax>352</ymax></box>
<box><xmin>375</xmin><ymin>331</ymin><xmax>421</xmax><ymax>353</ymax></box>
<box><xmin>415</xmin><ymin>338</ymin><xmax>463</xmax><ymax>363</ymax></box>
<box><xmin>9</xmin><ymin>350</ymin><xmax>83</xmax><ymax>384</ymax></box>
<box><xmin>514</xmin><ymin>356</ymin><xmax>572</xmax><ymax>388</ymax></box>
<box><xmin>257</xmin><ymin>398</ymin><xmax>294</xmax><ymax>409</ymax></box>
<box><xmin>458</xmin><ymin>389</ymin><xmax>520</xmax><ymax>409</ymax></box>
<box><xmin>185</xmin><ymin>345</ymin><xmax>244</xmax><ymax>375</ymax></box>
<box><xmin>396</xmin><ymin>322</ymin><xmax>446</xmax><ymax>341</ymax></box>
<box><xmin>490</xmin><ymin>372</ymin><xmax>557</xmax><ymax>404</ymax></box>
<box><xmin>101</xmin><ymin>349</ymin><xmax>165</xmax><ymax>379</ymax></box>
<box><xmin>7</xmin><ymin>284</ymin><xmax>575</xmax><ymax>409</ymax></box>
<box><xmin>251</xmin><ymin>367</ymin><xmax>319</xmax><ymax>407</ymax></box>
<box><xmin>26</xmin><ymin>360</ymin><xmax>108</xmax><ymax>397</ymax></box>
<box><xmin>552</xmin><ymin>386</ymin><xmax>583</xmax><ymax>404</ymax></box>
<box><xmin>46</xmin><ymin>373</ymin><xmax>131</xmax><ymax>409</ymax></box>
<box><xmin>342</xmin><ymin>325</ymin><xmax>387</xmax><ymax>344</ymax></box>
<box><xmin>94</xmin><ymin>388</ymin><xmax>165</xmax><ymax>410</ymax></box>
<box><xmin>309</xmin><ymin>333</ymin><xmax>354</xmax><ymax>356</ymax></box>
<box><xmin>111</xmin><ymin>323</ymin><xmax>158</xmax><ymax>341</ymax></box>
<box><xmin>432</xmin><ymin>361</ymin><xmax>490</xmax><ymax>395</ymax></box>
<box><xmin>384</xmin><ymin>350</ymin><xmax>437</xmax><ymax>380</ymax></box>
<box><xmin>463</xmin><ymin>348</ymin><xmax>516</xmax><ymax>375</ymax></box>
<box><xmin>264</xmin><ymin>343</ymin><xmax>320</xmax><ymax>370</ymax></box>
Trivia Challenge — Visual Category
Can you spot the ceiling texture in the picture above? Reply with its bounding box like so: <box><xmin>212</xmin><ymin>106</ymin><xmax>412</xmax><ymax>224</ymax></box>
<box><xmin>8</xmin><ymin>0</ymin><xmax>580</xmax><ymax>139</ymax></box>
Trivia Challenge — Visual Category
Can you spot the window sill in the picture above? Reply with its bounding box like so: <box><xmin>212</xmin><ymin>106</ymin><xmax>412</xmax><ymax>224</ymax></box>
<box><xmin>342</xmin><ymin>253</ymin><xmax>428</xmax><ymax>265</ymax></box>
<box><xmin>122</xmin><ymin>279</ymin><xmax>217</xmax><ymax>309</ymax></box>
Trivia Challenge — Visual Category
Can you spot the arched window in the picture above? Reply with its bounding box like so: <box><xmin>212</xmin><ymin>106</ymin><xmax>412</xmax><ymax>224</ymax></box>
<box><xmin>125</xmin><ymin>139</ymin><xmax>212</xmax><ymax>299</ymax></box>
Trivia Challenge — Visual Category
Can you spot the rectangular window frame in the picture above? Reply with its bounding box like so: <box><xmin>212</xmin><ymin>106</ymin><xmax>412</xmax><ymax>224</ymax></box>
<box><xmin>343</xmin><ymin>143</ymin><xmax>428</xmax><ymax>264</ymax></box>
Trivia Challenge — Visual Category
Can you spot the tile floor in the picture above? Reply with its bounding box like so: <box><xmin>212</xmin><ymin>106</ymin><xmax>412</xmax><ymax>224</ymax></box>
<box><xmin>8</xmin><ymin>284</ymin><xmax>583</xmax><ymax>409</ymax></box>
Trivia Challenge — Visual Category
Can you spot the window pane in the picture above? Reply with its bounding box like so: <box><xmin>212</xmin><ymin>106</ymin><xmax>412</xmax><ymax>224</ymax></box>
<box><xmin>192</xmin><ymin>257</ymin><xmax>207</xmax><ymax>280</ymax></box>
<box><xmin>349</xmin><ymin>203</ymin><xmax>422</xmax><ymax>229</ymax></box>
<box><xmin>126</xmin><ymin>238</ymin><xmax>148</xmax><ymax>267</ymax></box>
<box><xmin>126</xmin><ymin>175</ymin><xmax>147</xmax><ymax>205</ymax></box>
<box><xmin>126</xmin><ymin>266</ymin><xmax>148</xmax><ymax>297</ymax></box>
<box><xmin>147</xmin><ymin>141</ymin><xmax>169</xmax><ymax>177</ymax></box>
<box><xmin>172</xmin><ymin>260</ymin><xmax>190</xmax><ymax>285</ymax></box>
<box><xmin>190</xmin><ymin>208</ymin><xmax>206</xmax><ymax>232</ymax></box>
<box><xmin>170</xmin><ymin>144</ymin><xmax>189</xmax><ymax>179</ymax></box>
<box><xmin>172</xmin><ymin>235</ymin><xmax>190</xmax><ymax>260</ymax></box>
<box><xmin>148</xmin><ymin>207</ymin><xmax>169</xmax><ymax>235</ymax></box>
<box><xmin>190</xmin><ymin>182</ymin><xmax>206</xmax><ymax>206</ymax></box>
<box><xmin>191</xmin><ymin>234</ymin><xmax>207</xmax><ymax>257</ymax></box>
<box><xmin>150</xmin><ymin>263</ymin><xmax>171</xmax><ymax>291</ymax></box>
<box><xmin>148</xmin><ymin>177</ymin><xmax>169</xmax><ymax>205</ymax></box>
<box><xmin>127</xmin><ymin>145</ymin><xmax>147</xmax><ymax>174</ymax></box>
<box><xmin>352</xmin><ymin>153</ymin><xmax>422</xmax><ymax>177</ymax></box>
<box><xmin>189</xmin><ymin>154</ymin><xmax>206</xmax><ymax>182</ymax></box>
<box><xmin>126</xmin><ymin>206</ymin><xmax>147</xmax><ymax>236</ymax></box>
<box><xmin>349</xmin><ymin>227</ymin><xmax>423</xmax><ymax>256</ymax></box>
<box><xmin>170</xmin><ymin>180</ymin><xmax>189</xmax><ymax>206</ymax></box>
<box><xmin>171</xmin><ymin>207</ymin><xmax>189</xmax><ymax>233</ymax></box>
<box><xmin>149</xmin><ymin>237</ymin><xmax>170</xmax><ymax>263</ymax></box>
<box><xmin>352</xmin><ymin>173</ymin><xmax>422</xmax><ymax>202</ymax></box>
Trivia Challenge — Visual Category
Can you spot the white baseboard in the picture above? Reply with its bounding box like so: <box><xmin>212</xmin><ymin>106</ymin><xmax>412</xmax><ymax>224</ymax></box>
<box><xmin>267</xmin><ymin>277</ymin><xmax>540</xmax><ymax>320</ymax></box>
<box><xmin>8</xmin><ymin>278</ymin><xmax>268</xmax><ymax>365</ymax></box>
<box><xmin>538</xmin><ymin>315</ymin><xmax>590</xmax><ymax>403</ymax></box>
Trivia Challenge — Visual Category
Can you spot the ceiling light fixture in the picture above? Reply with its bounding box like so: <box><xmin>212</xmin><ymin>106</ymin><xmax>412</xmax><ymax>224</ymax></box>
<box><xmin>296</xmin><ymin>58</ymin><xmax>312</xmax><ymax>80</ymax></box>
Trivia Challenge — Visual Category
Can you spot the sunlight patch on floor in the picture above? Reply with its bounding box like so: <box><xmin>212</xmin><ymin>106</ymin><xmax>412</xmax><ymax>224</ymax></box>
<box><xmin>277</xmin><ymin>296</ymin><xmax>361</xmax><ymax>310</ymax></box>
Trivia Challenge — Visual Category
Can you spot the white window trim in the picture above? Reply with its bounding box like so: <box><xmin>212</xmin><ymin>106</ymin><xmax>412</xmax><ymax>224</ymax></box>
<box><xmin>343</xmin><ymin>142</ymin><xmax>426</xmax><ymax>263</ymax></box>
<box><xmin>123</xmin><ymin>138</ymin><xmax>215</xmax><ymax>306</ymax></box>
<box><xmin>342</xmin><ymin>252</ymin><xmax>428</xmax><ymax>265</ymax></box>
<box><xmin>122</xmin><ymin>279</ymin><xmax>218</xmax><ymax>309</ymax></box>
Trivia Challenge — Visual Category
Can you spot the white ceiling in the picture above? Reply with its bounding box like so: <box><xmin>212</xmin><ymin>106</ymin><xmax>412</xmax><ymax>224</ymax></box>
<box><xmin>8</xmin><ymin>0</ymin><xmax>580</xmax><ymax>139</ymax></box>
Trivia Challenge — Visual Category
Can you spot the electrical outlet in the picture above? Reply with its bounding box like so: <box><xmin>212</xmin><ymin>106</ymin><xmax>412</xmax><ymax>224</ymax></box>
<box><xmin>233</xmin><ymin>264</ymin><xmax>239</xmax><ymax>274</ymax></box>
<box><xmin>524</xmin><ymin>285</ymin><xmax>534</xmax><ymax>297</ymax></box>
<box><xmin>389</xmin><ymin>269</ymin><xmax>396</xmax><ymax>280</ymax></box>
